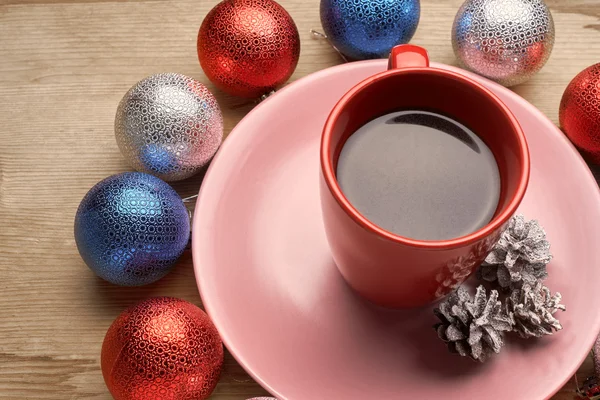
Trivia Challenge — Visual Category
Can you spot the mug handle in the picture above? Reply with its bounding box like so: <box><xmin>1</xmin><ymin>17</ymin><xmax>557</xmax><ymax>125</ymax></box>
<box><xmin>388</xmin><ymin>45</ymin><xmax>430</xmax><ymax>70</ymax></box>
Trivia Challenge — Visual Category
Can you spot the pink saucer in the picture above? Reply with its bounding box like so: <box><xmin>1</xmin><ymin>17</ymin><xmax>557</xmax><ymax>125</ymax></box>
<box><xmin>192</xmin><ymin>60</ymin><xmax>600</xmax><ymax>400</ymax></box>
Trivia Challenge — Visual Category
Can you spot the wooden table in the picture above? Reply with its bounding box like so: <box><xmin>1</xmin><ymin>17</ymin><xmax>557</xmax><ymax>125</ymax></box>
<box><xmin>1</xmin><ymin>0</ymin><xmax>599</xmax><ymax>398</ymax></box>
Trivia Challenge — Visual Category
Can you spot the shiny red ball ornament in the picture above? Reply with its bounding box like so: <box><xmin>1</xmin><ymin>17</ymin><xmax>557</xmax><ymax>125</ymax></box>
<box><xmin>197</xmin><ymin>0</ymin><xmax>301</xmax><ymax>98</ymax></box>
<box><xmin>560</xmin><ymin>63</ymin><xmax>600</xmax><ymax>164</ymax></box>
<box><xmin>101</xmin><ymin>297</ymin><xmax>224</xmax><ymax>400</ymax></box>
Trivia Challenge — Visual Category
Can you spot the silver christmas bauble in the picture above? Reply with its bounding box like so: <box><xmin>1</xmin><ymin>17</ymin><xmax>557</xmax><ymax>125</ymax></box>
<box><xmin>452</xmin><ymin>0</ymin><xmax>555</xmax><ymax>87</ymax></box>
<box><xmin>115</xmin><ymin>73</ymin><xmax>223</xmax><ymax>181</ymax></box>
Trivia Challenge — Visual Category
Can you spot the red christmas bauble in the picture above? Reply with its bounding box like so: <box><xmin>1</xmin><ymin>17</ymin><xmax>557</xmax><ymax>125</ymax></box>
<box><xmin>559</xmin><ymin>63</ymin><xmax>600</xmax><ymax>164</ymax></box>
<box><xmin>197</xmin><ymin>0</ymin><xmax>301</xmax><ymax>98</ymax></box>
<box><xmin>101</xmin><ymin>297</ymin><xmax>224</xmax><ymax>400</ymax></box>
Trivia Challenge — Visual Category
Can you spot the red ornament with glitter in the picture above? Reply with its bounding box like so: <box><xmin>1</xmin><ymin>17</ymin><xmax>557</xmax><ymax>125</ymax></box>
<box><xmin>197</xmin><ymin>0</ymin><xmax>301</xmax><ymax>98</ymax></box>
<box><xmin>559</xmin><ymin>63</ymin><xmax>600</xmax><ymax>164</ymax></box>
<box><xmin>101</xmin><ymin>297</ymin><xmax>224</xmax><ymax>400</ymax></box>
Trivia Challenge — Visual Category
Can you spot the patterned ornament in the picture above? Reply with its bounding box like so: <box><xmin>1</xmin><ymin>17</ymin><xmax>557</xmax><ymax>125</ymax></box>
<box><xmin>320</xmin><ymin>0</ymin><xmax>420</xmax><ymax>60</ymax></box>
<box><xmin>197</xmin><ymin>0</ymin><xmax>301</xmax><ymax>98</ymax></box>
<box><xmin>578</xmin><ymin>376</ymin><xmax>600</xmax><ymax>400</ymax></box>
<box><xmin>115</xmin><ymin>73</ymin><xmax>223</xmax><ymax>182</ymax></box>
<box><xmin>452</xmin><ymin>0</ymin><xmax>555</xmax><ymax>87</ymax></box>
<box><xmin>478</xmin><ymin>215</ymin><xmax>552</xmax><ymax>290</ymax></box>
<box><xmin>74</xmin><ymin>172</ymin><xmax>190</xmax><ymax>286</ymax></box>
<box><xmin>577</xmin><ymin>336</ymin><xmax>600</xmax><ymax>398</ymax></box>
<box><xmin>505</xmin><ymin>282</ymin><xmax>565</xmax><ymax>338</ymax></box>
<box><xmin>559</xmin><ymin>63</ymin><xmax>600</xmax><ymax>164</ymax></box>
<box><xmin>434</xmin><ymin>286</ymin><xmax>513</xmax><ymax>362</ymax></box>
<box><xmin>101</xmin><ymin>297</ymin><xmax>224</xmax><ymax>400</ymax></box>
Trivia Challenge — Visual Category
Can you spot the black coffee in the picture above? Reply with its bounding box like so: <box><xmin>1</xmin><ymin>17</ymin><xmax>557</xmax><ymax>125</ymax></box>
<box><xmin>336</xmin><ymin>110</ymin><xmax>500</xmax><ymax>241</ymax></box>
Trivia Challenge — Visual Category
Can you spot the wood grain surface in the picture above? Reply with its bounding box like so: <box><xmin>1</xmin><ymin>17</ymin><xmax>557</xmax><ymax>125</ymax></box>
<box><xmin>1</xmin><ymin>0</ymin><xmax>599</xmax><ymax>398</ymax></box>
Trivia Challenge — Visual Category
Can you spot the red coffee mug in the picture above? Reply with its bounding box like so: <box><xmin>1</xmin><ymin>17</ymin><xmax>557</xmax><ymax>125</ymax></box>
<box><xmin>320</xmin><ymin>44</ymin><xmax>530</xmax><ymax>308</ymax></box>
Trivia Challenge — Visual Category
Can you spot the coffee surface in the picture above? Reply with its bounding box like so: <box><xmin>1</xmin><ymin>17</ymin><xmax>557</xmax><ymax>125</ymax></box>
<box><xmin>336</xmin><ymin>110</ymin><xmax>500</xmax><ymax>241</ymax></box>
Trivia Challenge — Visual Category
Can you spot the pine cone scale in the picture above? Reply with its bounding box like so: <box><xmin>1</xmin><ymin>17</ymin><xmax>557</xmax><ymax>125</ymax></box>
<box><xmin>506</xmin><ymin>282</ymin><xmax>565</xmax><ymax>339</ymax></box>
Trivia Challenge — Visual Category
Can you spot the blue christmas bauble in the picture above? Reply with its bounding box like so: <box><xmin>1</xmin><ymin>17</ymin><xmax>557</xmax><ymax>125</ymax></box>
<box><xmin>320</xmin><ymin>0</ymin><xmax>420</xmax><ymax>60</ymax></box>
<box><xmin>74</xmin><ymin>172</ymin><xmax>190</xmax><ymax>286</ymax></box>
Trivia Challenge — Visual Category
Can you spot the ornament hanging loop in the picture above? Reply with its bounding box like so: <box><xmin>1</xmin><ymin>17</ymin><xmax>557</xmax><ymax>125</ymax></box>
<box><xmin>310</xmin><ymin>29</ymin><xmax>327</xmax><ymax>40</ymax></box>
<box><xmin>310</xmin><ymin>29</ymin><xmax>348</xmax><ymax>63</ymax></box>
<box><xmin>229</xmin><ymin>90</ymin><xmax>277</xmax><ymax>110</ymax></box>
<box><xmin>182</xmin><ymin>194</ymin><xmax>198</xmax><ymax>249</ymax></box>
<box><xmin>182</xmin><ymin>194</ymin><xmax>199</xmax><ymax>203</ymax></box>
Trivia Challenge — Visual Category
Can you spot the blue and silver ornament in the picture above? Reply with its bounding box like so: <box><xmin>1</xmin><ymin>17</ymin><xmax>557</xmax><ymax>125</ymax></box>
<box><xmin>115</xmin><ymin>73</ymin><xmax>223</xmax><ymax>182</ymax></box>
<box><xmin>320</xmin><ymin>0</ymin><xmax>420</xmax><ymax>60</ymax></box>
<box><xmin>452</xmin><ymin>0</ymin><xmax>555</xmax><ymax>87</ymax></box>
<box><xmin>74</xmin><ymin>172</ymin><xmax>190</xmax><ymax>286</ymax></box>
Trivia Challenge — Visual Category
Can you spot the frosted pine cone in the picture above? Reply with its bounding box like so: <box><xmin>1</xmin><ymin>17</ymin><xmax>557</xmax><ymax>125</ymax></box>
<box><xmin>478</xmin><ymin>215</ymin><xmax>552</xmax><ymax>290</ymax></box>
<box><xmin>506</xmin><ymin>282</ymin><xmax>566</xmax><ymax>338</ymax></box>
<box><xmin>434</xmin><ymin>286</ymin><xmax>513</xmax><ymax>362</ymax></box>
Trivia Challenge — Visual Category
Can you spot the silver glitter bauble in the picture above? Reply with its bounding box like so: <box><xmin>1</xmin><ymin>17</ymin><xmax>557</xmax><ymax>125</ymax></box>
<box><xmin>115</xmin><ymin>73</ymin><xmax>223</xmax><ymax>181</ymax></box>
<box><xmin>452</xmin><ymin>0</ymin><xmax>555</xmax><ymax>87</ymax></box>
